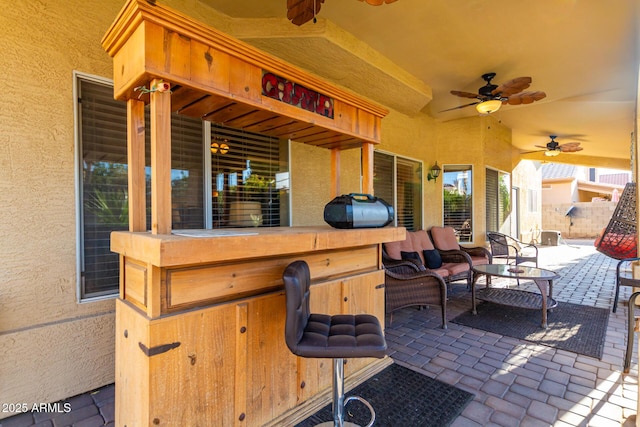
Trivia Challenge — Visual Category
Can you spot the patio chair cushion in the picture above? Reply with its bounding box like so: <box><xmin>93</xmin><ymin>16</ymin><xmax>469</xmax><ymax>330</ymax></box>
<box><xmin>401</xmin><ymin>251</ymin><xmax>426</xmax><ymax>270</ymax></box>
<box><xmin>441</xmin><ymin>262</ymin><xmax>469</xmax><ymax>276</ymax></box>
<box><xmin>386</xmin><ymin>230</ymin><xmax>434</xmax><ymax>265</ymax></box>
<box><xmin>430</xmin><ymin>226</ymin><xmax>460</xmax><ymax>251</ymax></box>
<box><xmin>423</xmin><ymin>249</ymin><xmax>442</xmax><ymax>269</ymax></box>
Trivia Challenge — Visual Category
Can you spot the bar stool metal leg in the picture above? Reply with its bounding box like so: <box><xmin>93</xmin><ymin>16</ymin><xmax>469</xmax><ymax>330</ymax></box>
<box><xmin>316</xmin><ymin>358</ymin><xmax>376</xmax><ymax>427</ymax></box>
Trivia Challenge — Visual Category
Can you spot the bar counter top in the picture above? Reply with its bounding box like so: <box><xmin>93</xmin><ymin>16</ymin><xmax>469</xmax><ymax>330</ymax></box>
<box><xmin>111</xmin><ymin>225</ymin><xmax>405</xmax><ymax>267</ymax></box>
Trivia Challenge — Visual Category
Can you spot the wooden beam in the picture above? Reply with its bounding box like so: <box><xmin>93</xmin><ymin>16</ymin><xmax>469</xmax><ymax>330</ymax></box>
<box><xmin>150</xmin><ymin>79</ymin><xmax>172</xmax><ymax>235</ymax></box>
<box><xmin>362</xmin><ymin>142</ymin><xmax>374</xmax><ymax>194</ymax></box>
<box><xmin>127</xmin><ymin>99</ymin><xmax>146</xmax><ymax>232</ymax></box>
<box><xmin>331</xmin><ymin>148</ymin><xmax>340</xmax><ymax>197</ymax></box>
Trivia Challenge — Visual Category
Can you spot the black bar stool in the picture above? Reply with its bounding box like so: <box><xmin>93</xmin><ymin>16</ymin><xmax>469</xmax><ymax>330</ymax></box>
<box><xmin>283</xmin><ymin>260</ymin><xmax>387</xmax><ymax>427</ymax></box>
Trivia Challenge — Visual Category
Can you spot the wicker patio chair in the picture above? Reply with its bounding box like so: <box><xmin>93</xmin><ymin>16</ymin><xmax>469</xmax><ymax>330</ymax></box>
<box><xmin>382</xmin><ymin>260</ymin><xmax>448</xmax><ymax>328</ymax></box>
<box><xmin>486</xmin><ymin>231</ymin><xmax>539</xmax><ymax>267</ymax></box>
<box><xmin>429</xmin><ymin>226</ymin><xmax>492</xmax><ymax>286</ymax></box>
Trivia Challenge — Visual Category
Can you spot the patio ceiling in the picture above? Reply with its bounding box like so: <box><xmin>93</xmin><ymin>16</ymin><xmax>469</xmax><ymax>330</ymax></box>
<box><xmin>199</xmin><ymin>0</ymin><xmax>638</xmax><ymax>169</ymax></box>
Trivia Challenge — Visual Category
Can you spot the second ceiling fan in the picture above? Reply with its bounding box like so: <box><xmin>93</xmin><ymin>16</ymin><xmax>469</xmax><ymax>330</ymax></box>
<box><xmin>287</xmin><ymin>0</ymin><xmax>398</xmax><ymax>26</ymax></box>
<box><xmin>444</xmin><ymin>72</ymin><xmax>546</xmax><ymax>114</ymax></box>
<box><xmin>532</xmin><ymin>135</ymin><xmax>584</xmax><ymax>157</ymax></box>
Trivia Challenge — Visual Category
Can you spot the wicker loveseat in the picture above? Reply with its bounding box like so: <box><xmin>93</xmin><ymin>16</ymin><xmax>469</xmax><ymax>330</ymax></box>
<box><xmin>382</xmin><ymin>230</ymin><xmax>448</xmax><ymax>328</ymax></box>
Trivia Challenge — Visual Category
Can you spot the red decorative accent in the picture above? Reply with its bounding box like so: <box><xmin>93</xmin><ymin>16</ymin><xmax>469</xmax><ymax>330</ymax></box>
<box><xmin>595</xmin><ymin>229</ymin><xmax>637</xmax><ymax>259</ymax></box>
<box><xmin>261</xmin><ymin>71</ymin><xmax>334</xmax><ymax>119</ymax></box>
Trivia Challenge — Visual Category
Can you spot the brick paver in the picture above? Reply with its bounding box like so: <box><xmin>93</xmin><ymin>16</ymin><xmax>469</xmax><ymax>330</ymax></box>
<box><xmin>1</xmin><ymin>240</ymin><xmax>637</xmax><ymax>426</ymax></box>
<box><xmin>386</xmin><ymin>240</ymin><xmax>639</xmax><ymax>426</ymax></box>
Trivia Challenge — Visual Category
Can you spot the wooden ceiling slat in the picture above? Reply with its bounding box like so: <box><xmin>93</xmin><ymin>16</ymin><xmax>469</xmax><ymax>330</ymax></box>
<box><xmin>320</xmin><ymin>140</ymin><xmax>363</xmax><ymax>150</ymax></box>
<box><xmin>243</xmin><ymin>116</ymin><xmax>298</xmax><ymax>134</ymax></box>
<box><xmin>210</xmin><ymin>103</ymin><xmax>258</xmax><ymax>124</ymax></box>
<box><xmin>315</xmin><ymin>135</ymin><xmax>361</xmax><ymax>148</ymax></box>
<box><xmin>169</xmin><ymin>87</ymin><xmax>375</xmax><ymax>148</ymax></box>
<box><xmin>287</xmin><ymin>126</ymin><xmax>331</xmax><ymax>141</ymax></box>
<box><xmin>171</xmin><ymin>86</ymin><xmax>208</xmax><ymax>112</ymax></box>
<box><xmin>223</xmin><ymin>109</ymin><xmax>280</xmax><ymax>129</ymax></box>
<box><xmin>299</xmin><ymin>131</ymin><xmax>349</xmax><ymax>145</ymax></box>
<box><xmin>266</xmin><ymin>122</ymin><xmax>315</xmax><ymax>138</ymax></box>
<box><xmin>179</xmin><ymin>95</ymin><xmax>234</xmax><ymax>119</ymax></box>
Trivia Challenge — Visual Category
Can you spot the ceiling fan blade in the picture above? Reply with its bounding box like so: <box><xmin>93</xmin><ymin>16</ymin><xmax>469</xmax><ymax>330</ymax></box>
<box><xmin>287</xmin><ymin>0</ymin><xmax>324</xmax><ymax>26</ymax></box>
<box><xmin>439</xmin><ymin>101</ymin><xmax>480</xmax><ymax>112</ymax></box>
<box><xmin>450</xmin><ymin>90</ymin><xmax>481</xmax><ymax>99</ymax></box>
<box><xmin>505</xmin><ymin>91</ymin><xmax>547</xmax><ymax>105</ymax></box>
<box><xmin>560</xmin><ymin>144</ymin><xmax>583</xmax><ymax>153</ymax></box>
<box><xmin>534</xmin><ymin>145</ymin><xmax>549</xmax><ymax>149</ymax></box>
<box><xmin>520</xmin><ymin>149</ymin><xmax>547</xmax><ymax>155</ymax></box>
<box><xmin>491</xmin><ymin>77</ymin><xmax>532</xmax><ymax>97</ymax></box>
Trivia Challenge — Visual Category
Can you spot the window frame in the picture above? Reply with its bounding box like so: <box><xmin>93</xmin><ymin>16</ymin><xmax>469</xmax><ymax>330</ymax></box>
<box><xmin>373</xmin><ymin>150</ymin><xmax>424</xmax><ymax>231</ymax></box>
<box><xmin>442</xmin><ymin>164</ymin><xmax>474</xmax><ymax>242</ymax></box>
<box><xmin>485</xmin><ymin>167</ymin><xmax>511</xmax><ymax>233</ymax></box>
<box><xmin>74</xmin><ymin>72</ymin><xmax>291</xmax><ymax>302</ymax></box>
<box><xmin>74</xmin><ymin>71</ymin><xmax>121</xmax><ymax>302</ymax></box>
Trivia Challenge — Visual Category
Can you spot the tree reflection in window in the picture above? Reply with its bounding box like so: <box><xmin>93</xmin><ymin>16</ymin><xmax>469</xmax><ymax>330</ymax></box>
<box><xmin>443</xmin><ymin>165</ymin><xmax>473</xmax><ymax>242</ymax></box>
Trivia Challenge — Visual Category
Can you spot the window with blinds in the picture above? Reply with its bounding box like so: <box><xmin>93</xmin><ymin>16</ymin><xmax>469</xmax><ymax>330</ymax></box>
<box><xmin>486</xmin><ymin>169</ymin><xmax>499</xmax><ymax>232</ymax></box>
<box><xmin>443</xmin><ymin>165</ymin><xmax>473</xmax><ymax>241</ymax></box>
<box><xmin>486</xmin><ymin>168</ymin><xmax>511</xmax><ymax>233</ymax></box>
<box><xmin>76</xmin><ymin>75</ymin><xmax>289</xmax><ymax>299</ymax></box>
<box><xmin>373</xmin><ymin>151</ymin><xmax>422</xmax><ymax>231</ymax></box>
<box><xmin>210</xmin><ymin>125</ymin><xmax>285</xmax><ymax>229</ymax></box>
<box><xmin>77</xmin><ymin>76</ymin><xmax>203</xmax><ymax>299</ymax></box>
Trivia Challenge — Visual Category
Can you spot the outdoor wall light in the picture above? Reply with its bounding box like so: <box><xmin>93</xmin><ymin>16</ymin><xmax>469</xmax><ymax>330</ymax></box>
<box><xmin>427</xmin><ymin>162</ymin><xmax>441</xmax><ymax>182</ymax></box>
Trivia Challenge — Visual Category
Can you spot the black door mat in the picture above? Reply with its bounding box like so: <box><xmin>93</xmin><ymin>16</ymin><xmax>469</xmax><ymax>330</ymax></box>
<box><xmin>295</xmin><ymin>363</ymin><xmax>474</xmax><ymax>427</ymax></box>
<box><xmin>452</xmin><ymin>300</ymin><xmax>609</xmax><ymax>359</ymax></box>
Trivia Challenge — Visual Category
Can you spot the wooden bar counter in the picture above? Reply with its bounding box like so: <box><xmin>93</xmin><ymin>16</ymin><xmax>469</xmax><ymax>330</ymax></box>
<box><xmin>112</xmin><ymin>226</ymin><xmax>404</xmax><ymax>426</ymax></box>
<box><xmin>102</xmin><ymin>1</ymin><xmax>400</xmax><ymax>425</ymax></box>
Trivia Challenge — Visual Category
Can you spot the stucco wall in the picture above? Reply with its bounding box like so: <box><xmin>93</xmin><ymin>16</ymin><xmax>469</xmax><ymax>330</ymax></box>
<box><xmin>542</xmin><ymin>179</ymin><xmax>577</xmax><ymax>204</ymax></box>
<box><xmin>0</xmin><ymin>0</ymin><xmax>233</xmax><ymax>417</ymax></box>
<box><xmin>511</xmin><ymin>160</ymin><xmax>543</xmax><ymax>242</ymax></box>
<box><xmin>542</xmin><ymin>201</ymin><xmax>616</xmax><ymax>239</ymax></box>
<box><xmin>0</xmin><ymin>0</ymin><xmax>541</xmax><ymax>413</ymax></box>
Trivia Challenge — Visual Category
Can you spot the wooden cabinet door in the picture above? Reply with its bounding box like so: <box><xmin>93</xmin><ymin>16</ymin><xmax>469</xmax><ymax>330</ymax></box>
<box><xmin>341</xmin><ymin>270</ymin><xmax>386</xmax><ymax>375</ymax></box>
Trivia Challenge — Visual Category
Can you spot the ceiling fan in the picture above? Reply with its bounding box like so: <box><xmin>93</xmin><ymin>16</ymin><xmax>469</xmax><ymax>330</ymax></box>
<box><xmin>287</xmin><ymin>0</ymin><xmax>398</xmax><ymax>26</ymax></box>
<box><xmin>442</xmin><ymin>72</ymin><xmax>546</xmax><ymax>114</ymax></box>
<box><xmin>528</xmin><ymin>135</ymin><xmax>584</xmax><ymax>157</ymax></box>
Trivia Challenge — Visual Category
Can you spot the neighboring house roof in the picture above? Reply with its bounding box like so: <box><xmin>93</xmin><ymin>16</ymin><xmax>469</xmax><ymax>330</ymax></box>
<box><xmin>599</xmin><ymin>173</ymin><xmax>631</xmax><ymax>186</ymax></box>
<box><xmin>541</xmin><ymin>163</ymin><xmax>628</xmax><ymax>198</ymax></box>
<box><xmin>576</xmin><ymin>180</ymin><xmax>624</xmax><ymax>195</ymax></box>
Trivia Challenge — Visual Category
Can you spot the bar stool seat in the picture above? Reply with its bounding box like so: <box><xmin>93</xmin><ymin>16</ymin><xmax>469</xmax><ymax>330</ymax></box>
<box><xmin>283</xmin><ymin>260</ymin><xmax>387</xmax><ymax>427</ymax></box>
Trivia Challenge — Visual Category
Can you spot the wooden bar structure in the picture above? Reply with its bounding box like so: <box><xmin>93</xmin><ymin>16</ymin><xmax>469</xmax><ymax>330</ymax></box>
<box><xmin>102</xmin><ymin>1</ymin><xmax>402</xmax><ymax>425</ymax></box>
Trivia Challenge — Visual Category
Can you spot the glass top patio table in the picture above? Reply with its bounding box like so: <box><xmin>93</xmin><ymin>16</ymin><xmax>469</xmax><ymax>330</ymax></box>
<box><xmin>472</xmin><ymin>264</ymin><xmax>559</xmax><ymax>281</ymax></box>
<box><xmin>471</xmin><ymin>264</ymin><xmax>560</xmax><ymax>328</ymax></box>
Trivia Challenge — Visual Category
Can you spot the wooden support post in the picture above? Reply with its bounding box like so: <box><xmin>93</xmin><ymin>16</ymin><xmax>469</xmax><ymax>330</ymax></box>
<box><xmin>150</xmin><ymin>79</ymin><xmax>172</xmax><ymax>235</ymax></box>
<box><xmin>331</xmin><ymin>148</ymin><xmax>340</xmax><ymax>197</ymax></box>
<box><xmin>362</xmin><ymin>142</ymin><xmax>374</xmax><ymax>195</ymax></box>
<box><xmin>127</xmin><ymin>99</ymin><xmax>147</xmax><ymax>232</ymax></box>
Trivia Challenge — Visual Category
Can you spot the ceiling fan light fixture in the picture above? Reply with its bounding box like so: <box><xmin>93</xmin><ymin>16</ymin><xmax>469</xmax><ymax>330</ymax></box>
<box><xmin>476</xmin><ymin>99</ymin><xmax>502</xmax><ymax>115</ymax></box>
<box><xmin>544</xmin><ymin>149</ymin><xmax>561</xmax><ymax>157</ymax></box>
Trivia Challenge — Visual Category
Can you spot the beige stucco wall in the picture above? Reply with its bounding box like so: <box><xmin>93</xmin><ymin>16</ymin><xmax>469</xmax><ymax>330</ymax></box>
<box><xmin>511</xmin><ymin>160</ymin><xmax>543</xmax><ymax>242</ymax></box>
<box><xmin>542</xmin><ymin>179</ymin><xmax>577</xmax><ymax>204</ymax></box>
<box><xmin>0</xmin><ymin>0</ymin><xmax>540</xmax><ymax>413</ymax></box>
<box><xmin>542</xmin><ymin>201</ymin><xmax>616</xmax><ymax>239</ymax></box>
<box><xmin>0</xmin><ymin>0</ymin><xmax>234</xmax><ymax>417</ymax></box>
